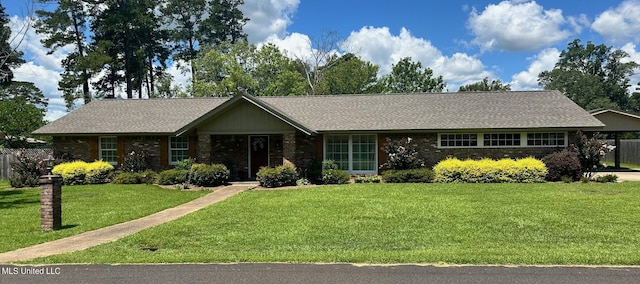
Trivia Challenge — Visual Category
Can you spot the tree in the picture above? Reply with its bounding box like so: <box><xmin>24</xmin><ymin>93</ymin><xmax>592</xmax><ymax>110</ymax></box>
<box><xmin>318</xmin><ymin>53</ymin><xmax>382</xmax><ymax>95</ymax></box>
<box><xmin>161</xmin><ymin>0</ymin><xmax>248</xmax><ymax>84</ymax></box>
<box><xmin>253</xmin><ymin>43</ymin><xmax>306</xmax><ymax>96</ymax></box>
<box><xmin>458</xmin><ymin>77</ymin><xmax>511</xmax><ymax>92</ymax></box>
<box><xmin>380</xmin><ymin>57</ymin><xmax>446</xmax><ymax>93</ymax></box>
<box><xmin>538</xmin><ymin>39</ymin><xmax>639</xmax><ymax>111</ymax></box>
<box><xmin>0</xmin><ymin>81</ymin><xmax>47</xmax><ymax>108</ymax></box>
<box><xmin>0</xmin><ymin>2</ymin><xmax>26</xmax><ymax>85</ymax></box>
<box><xmin>0</xmin><ymin>96</ymin><xmax>46</xmax><ymax>148</ymax></box>
<box><xmin>296</xmin><ymin>30</ymin><xmax>342</xmax><ymax>95</ymax></box>
<box><xmin>35</xmin><ymin>0</ymin><xmax>93</xmax><ymax>108</ymax></box>
<box><xmin>90</xmin><ymin>0</ymin><xmax>169</xmax><ymax>99</ymax></box>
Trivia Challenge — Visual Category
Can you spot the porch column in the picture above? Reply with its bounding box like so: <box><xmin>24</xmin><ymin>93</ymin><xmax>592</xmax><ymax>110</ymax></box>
<box><xmin>197</xmin><ymin>134</ymin><xmax>212</xmax><ymax>164</ymax></box>
<box><xmin>282</xmin><ymin>133</ymin><xmax>296</xmax><ymax>167</ymax></box>
<box><xmin>614</xmin><ymin>132</ymin><xmax>620</xmax><ymax>169</ymax></box>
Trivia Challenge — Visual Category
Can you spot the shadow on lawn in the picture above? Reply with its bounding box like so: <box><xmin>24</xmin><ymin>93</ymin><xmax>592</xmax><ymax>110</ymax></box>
<box><xmin>0</xmin><ymin>189</ymin><xmax>39</xmax><ymax>209</ymax></box>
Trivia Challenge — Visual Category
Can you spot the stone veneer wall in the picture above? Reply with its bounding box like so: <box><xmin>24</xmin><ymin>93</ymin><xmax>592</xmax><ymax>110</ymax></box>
<box><xmin>383</xmin><ymin>132</ymin><xmax>578</xmax><ymax>168</ymax></box>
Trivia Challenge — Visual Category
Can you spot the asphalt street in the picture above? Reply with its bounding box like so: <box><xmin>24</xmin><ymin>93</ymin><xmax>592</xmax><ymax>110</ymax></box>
<box><xmin>1</xmin><ymin>263</ymin><xmax>639</xmax><ymax>284</ymax></box>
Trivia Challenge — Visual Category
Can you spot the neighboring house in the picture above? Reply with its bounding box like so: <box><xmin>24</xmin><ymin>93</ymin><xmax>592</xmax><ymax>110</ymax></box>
<box><xmin>33</xmin><ymin>90</ymin><xmax>604</xmax><ymax>180</ymax></box>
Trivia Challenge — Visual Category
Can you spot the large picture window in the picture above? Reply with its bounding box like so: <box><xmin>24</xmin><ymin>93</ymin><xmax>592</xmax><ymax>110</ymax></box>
<box><xmin>99</xmin><ymin>137</ymin><xmax>117</xmax><ymax>165</ymax></box>
<box><xmin>169</xmin><ymin>136</ymin><xmax>189</xmax><ymax>165</ymax></box>
<box><xmin>325</xmin><ymin>134</ymin><xmax>377</xmax><ymax>173</ymax></box>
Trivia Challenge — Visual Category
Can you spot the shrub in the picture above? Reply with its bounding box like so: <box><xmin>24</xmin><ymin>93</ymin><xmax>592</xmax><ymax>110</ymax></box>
<box><xmin>321</xmin><ymin>169</ymin><xmax>350</xmax><ymax>184</ymax></box>
<box><xmin>9</xmin><ymin>150</ymin><xmax>46</xmax><ymax>188</ymax></box>
<box><xmin>256</xmin><ymin>164</ymin><xmax>298</xmax><ymax>188</ymax></box>
<box><xmin>354</xmin><ymin>175</ymin><xmax>382</xmax><ymax>183</ymax></box>
<box><xmin>382</xmin><ymin>168</ymin><xmax>434</xmax><ymax>183</ymax></box>
<box><xmin>52</xmin><ymin>160</ymin><xmax>89</xmax><ymax>185</ymax></box>
<box><xmin>542</xmin><ymin>150</ymin><xmax>582</xmax><ymax>181</ymax></box>
<box><xmin>296</xmin><ymin>178</ymin><xmax>311</xmax><ymax>186</ymax></box>
<box><xmin>85</xmin><ymin>160</ymin><xmax>115</xmax><ymax>184</ymax></box>
<box><xmin>157</xmin><ymin>169</ymin><xmax>188</xmax><ymax>185</ymax></box>
<box><xmin>380</xmin><ymin>137</ymin><xmax>424</xmax><ymax>170</ymax></box>
<box><xmin>111</xmin><ymin>170</ymin><xmax>157</xmax><ymax>184</ymax></box>
<box><xmin>572</xmin><ymin>131</ymin><xmax>615</xmax><ymax>178</ymax></box>
<box><xmin>120</xmin><ymin>150</ymin><xmax>149</xmax><ymax>172</ymax></box>
<box><xmin>595</xmin><ymin>174</ymin><xmax>618</xmax><ymax>183</ymax></box>
<box><xmin>188</xmin><ymin>163</ymin><xmax>230</xmax><ymax>187</ymax></box>
<box><xmin>175</xmin><ymin>158</ymin><xmax>196</xmax><ymax>171</ymax></box>
<box><xmin>433</xmin><ymin>157</ymin><xmax>547</xmax><ymax>183</ymax></box>
<box><xmin>322</xmin><ymin>160</ymin><xmax>339</xmax><ymax>170</ymax></box>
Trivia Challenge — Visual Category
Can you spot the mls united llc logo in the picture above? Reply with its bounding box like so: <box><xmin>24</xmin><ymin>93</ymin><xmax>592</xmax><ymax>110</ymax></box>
<box><xmin>2</xmin><ymin>266</ymin><xmax>61</xmax><ymax>275</ymax></box>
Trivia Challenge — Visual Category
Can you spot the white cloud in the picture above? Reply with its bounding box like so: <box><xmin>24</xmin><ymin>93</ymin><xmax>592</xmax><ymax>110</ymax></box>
<box><xmin>467</xmin><ymin>1</ymin><xmax>573</xmax><ymax>52</ymax></box>
<box><xmin>592</xmin><ymin>0</ymin><xmax>640</xmax><ymax>44</ymax></box>
<box><xmin>510</xmin><ymin>48</ymin><xmax>560</xmax><ymax>90</ymax></box>
<box><xmin>619</xmin><ymin>43</ymin><xmax>640</xmax><ymax>93</ymax></box>
<box><xmin>341</xmin><ymin>26</ymin><xmax>493</xmax><ymax>89</ymax></box>
<box><xmin>9</xmin><ymin>16</ymin><xmax>70</xmax><ymax>121</ymax></box>
<box><xmin>240</xmin><ymin>0</ymin><xmax>300</xmax><ymax>43</ymax></box>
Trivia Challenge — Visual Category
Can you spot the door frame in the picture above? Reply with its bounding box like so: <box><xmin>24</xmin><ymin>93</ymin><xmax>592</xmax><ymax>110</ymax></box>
<box><xmin>248</xmin><ymin>135</ymin><xmax>270</xmax><ymax>178</ymax></box>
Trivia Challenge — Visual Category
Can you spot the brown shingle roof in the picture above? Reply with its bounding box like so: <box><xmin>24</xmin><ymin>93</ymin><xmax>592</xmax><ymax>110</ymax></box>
<box><xmin>260</xmin><ymin>90</ymin><xmax>604</xmax><ymax>131</ymax></box>
<box><xmin>33</xmin><ymin>98</ymin><xmax>227</xmax><ymax>135</ymax></box>
<box><xmin>33</xmin><ymin>90</ymin><xmax>604</xmax><ymax>135</ymax></box>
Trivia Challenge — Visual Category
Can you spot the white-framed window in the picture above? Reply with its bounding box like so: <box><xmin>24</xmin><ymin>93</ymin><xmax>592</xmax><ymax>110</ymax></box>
<box><xmin>169</xmin><ymin>136</ymin><xmax>189</xmax><ymax>165</ymax></box>
<box><xmin>439</xmin><ymin>133</ymin><xmax>478</xmax><ymax>147</ymax></box>
<box><xmin>439</xmin><ymin>132</ymin><xmax>567</xmax><ymax>148</ymax></box>
<box><xmin>526</xmin><ymin>132</ymin><xmax>566</xmax><ymax>147</ymax></box>
<box><xmin>484</xmin><ymin>133</ymin><xmax>521</xmax><ymax>147</ymax></box>
<box><xmin>325</xmin><ymin>134</ymin><xmax>377</xmax><ymax>174</ymax></box>
<box><xmin>99</xmin><ymin>136</ymin><xmax>118</xmax><ymax>165</ymax></box>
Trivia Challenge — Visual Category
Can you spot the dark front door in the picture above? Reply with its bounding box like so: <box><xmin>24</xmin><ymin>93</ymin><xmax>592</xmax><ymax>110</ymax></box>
<box><xmin>250</xmin><ymin>136</ymin><xmax>269</xmax><ymax>177</ymax></box>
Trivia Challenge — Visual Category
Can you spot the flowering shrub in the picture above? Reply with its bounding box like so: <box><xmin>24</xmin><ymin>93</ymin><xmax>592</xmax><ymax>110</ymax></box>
<box><xmin>52</xmin><ymin>160</ymin><xmax>115</xmax><ymax>185</ymax></box>
<box><xmin>9</xmin><ymin>150</ymin><xmax>47</xmax><ymax>188</ymax></box>
<box><xmin>321</xmin><ymin>169</ymin><xmax>350</xmax><ymax>184</ymax></box>
<box><xmin>433</xmin><ymin>157</ymin><xmax>547</xmax><ymax>183</ymax></box>
<box><xmin>572</xmin><ymin>131</ymin><xmax>615</xmax><ymax>178</ymax></box>
<box><xmin>380</xmin><ymin>137</ymin><xmax>423</xmax><ymax>170</ymax></box>
<box><xmin>120</xmin><ymin>150</ymin><xmax>149</xmax><ymax>172</ymax></box>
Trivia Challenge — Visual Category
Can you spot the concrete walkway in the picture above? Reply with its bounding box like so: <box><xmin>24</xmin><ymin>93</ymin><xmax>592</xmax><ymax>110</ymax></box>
<box><xmin>593</xmin><ymin>169</ymin><xmax>640</xmax><ymax>182</ymax></box>
<box><xmin>0</xmin><ymin>184</ymin><xmax>250</xmax><ymax>263</ymax></box>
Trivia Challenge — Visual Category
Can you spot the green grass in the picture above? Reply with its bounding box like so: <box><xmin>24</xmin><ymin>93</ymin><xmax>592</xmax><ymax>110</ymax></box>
<box><xmin>0</xmin><ymin>182</ymin><xmax>208</xmax><ymax>253</ymax></box>
<box><xmin>29</xmin><ymin>182</ymin><xmax>640</xmax><ymax>265</ymax></box>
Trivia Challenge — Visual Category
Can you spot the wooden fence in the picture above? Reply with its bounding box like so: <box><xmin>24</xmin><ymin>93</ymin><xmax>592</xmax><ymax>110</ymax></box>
<box><xmin>603</xmin><ymin>139</ymin><xmax>640</xmax><ymax>166</ymax></box>
<box><xmin>0</xmin><ymin>149</ymin><xmax>53</xmax><ymax>180</ymax></box>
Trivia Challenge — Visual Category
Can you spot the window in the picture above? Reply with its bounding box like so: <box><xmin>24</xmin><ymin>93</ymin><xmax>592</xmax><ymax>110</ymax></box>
<box><xmin>169</xmin><ymin>136</ymin><xmax>189</xmax><ymax>165</ymax></box>
<box><xmin>484</xmin><ymin>133</ymin><xmax>521</xmax><ymax>147</ymax></box>
<box><xmin>99</xmin><ymin>137</ymin><xmax>117</xmax><ymax>165</ymax></box>
<box><xmin>440</xmin><ymin>134</ymin><xmax>477</xmax><ymax>147</ymax></box>
<box><xmin>325</xmin><ymin>134</ymin><xmax>377</xmax><ymax>173</ymax></box>
<box><xmin>527</xmin><ymin>132</ymin><xmax>565</xmax><ymax>146</ymax></box>
<box><xmin>325</xmin><ymin>135</ymin><xmax>349</xmax><ymax>170</ymax></box>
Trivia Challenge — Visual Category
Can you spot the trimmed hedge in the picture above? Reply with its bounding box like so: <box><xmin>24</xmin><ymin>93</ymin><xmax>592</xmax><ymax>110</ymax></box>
<box><xmin>157</xmin><ymin>169</ymin><xmax>188</xmax><ymax>185</ymax></box>
<box><xmin>52</xmin><ymin>160</ymin><xmax>114</xmax><ymax>185</ymax></box>
<box><xmin>382</xmin><ymin>168</ymin><xmax>434</xmax><ymax>183</ymax></box>
<box><xmin>256</xmin><ymin>164</ymin><xmax>298</xmax><ymax>188</ymax></box>
<box><xmin>188</xmin><ymin>163</ymin><xmax>230</xmax><ymax>187</ymax></box>
<box><xmin>112</xmin><ymin>170</ymin><xmax>156</xmax><ymax>184</ymax></box>
<box><xmin>433</xmin><ymin>157</ymin><xmax>547</xmax><ymax>183</ymax></box>
<box><xmin>541</xmin><ymin>150</ymin><xmax>582</xmax><ymax>181</ymax></box>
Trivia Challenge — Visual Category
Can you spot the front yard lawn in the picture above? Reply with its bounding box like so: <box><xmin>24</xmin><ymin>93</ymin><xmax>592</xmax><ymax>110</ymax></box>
<box><xmin>0</xmin><ymin>183</ymin><xmax>209</xmax><ymax>253</ymax></box>
<box><xmin>29</xmin><ymin>182</ymin><xmax>640</xmax><ymax>265</ymax></box>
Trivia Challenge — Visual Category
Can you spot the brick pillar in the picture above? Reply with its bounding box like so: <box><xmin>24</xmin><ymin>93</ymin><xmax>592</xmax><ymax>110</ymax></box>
<box><xmin>198</xmin><ymin>134</ymin><xmax>212</xmax><ymax>164</ymax></box>
<box><xmin>40</xmin><ymin>175</ymin><xmax>62</xmax><ymax>231</ymax></box>
<box><xmin>282</xmin><ymin>133</ymin><xmax>296</xmax><ymax>167</ymax></box>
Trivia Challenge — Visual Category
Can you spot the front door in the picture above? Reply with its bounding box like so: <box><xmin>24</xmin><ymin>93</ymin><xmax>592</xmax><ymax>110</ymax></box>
<box><xmin>250</xmin><ymin>136</ymin><xmax>269</xmax><ymax>178</ymax></box>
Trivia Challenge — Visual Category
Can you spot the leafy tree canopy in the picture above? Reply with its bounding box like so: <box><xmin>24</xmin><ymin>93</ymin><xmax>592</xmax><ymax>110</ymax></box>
<box><xmin>538</xmin><ymin>39</ymin><xmax>639</xmax><ymax>111</ymax></box>
<box><xmin>0</xmin><ymin>96</ymin><xmax>46</xmax><ymax>147</ymax></box>
<box><xmin>318</xmin><ymin>53</ymin><xmax>382</xmax><ymax>95</ymax></box>
<box><xmin>380</xmin><ymin>57</ymin><xmax>445</xmax><ymax>93</ymax></box>
<box><xmin>458</xmin><ymin>77</ymin><xmax>511</xmax><ymax>92</ymax></box>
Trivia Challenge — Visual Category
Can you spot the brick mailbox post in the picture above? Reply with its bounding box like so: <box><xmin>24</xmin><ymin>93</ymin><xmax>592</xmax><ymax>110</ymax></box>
<box><xmin>40</xmin><ymin>155</ymin><xmax>62</xmax><ymax>231</ymax></box>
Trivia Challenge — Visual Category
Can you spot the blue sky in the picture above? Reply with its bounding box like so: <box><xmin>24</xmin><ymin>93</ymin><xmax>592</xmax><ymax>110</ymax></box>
<box><xmin>5</xmin><ymin>0</ymin><xmax>640</xmax><ymax>121</ymax></box>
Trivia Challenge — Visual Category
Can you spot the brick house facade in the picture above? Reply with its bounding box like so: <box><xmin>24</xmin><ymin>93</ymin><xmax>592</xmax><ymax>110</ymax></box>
<box><xmin>35</xmin><ymin>91</ymin><xmax>605</xmax><ymax>180</ymax></box>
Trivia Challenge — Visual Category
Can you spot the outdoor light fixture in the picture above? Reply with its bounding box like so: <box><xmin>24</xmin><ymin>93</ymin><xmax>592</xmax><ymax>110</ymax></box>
<box><xmin>45</xmin><ymin>154</ymin><xmax>55</xmax><ymax>175</ymax></box>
